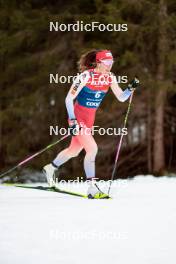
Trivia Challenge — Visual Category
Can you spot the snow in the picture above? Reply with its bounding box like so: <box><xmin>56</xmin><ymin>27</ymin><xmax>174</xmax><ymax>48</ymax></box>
<box><xmin>1</xmin><ymin>175</ymin><xmax>176</xmax><ymax>264</ymax></box>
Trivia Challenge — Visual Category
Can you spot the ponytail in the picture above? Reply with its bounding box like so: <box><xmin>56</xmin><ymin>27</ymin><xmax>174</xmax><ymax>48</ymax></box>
<box><xmin>78</xmin><ymin>49</ymin><xmax>103</xmax><ymax>72</ymax></box>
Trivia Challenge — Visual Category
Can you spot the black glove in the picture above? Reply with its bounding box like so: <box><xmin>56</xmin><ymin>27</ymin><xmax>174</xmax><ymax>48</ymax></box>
<box><xmin>69</xmin><ymin>119</ymin><xmax>80</xmax><ymax>136</ymax></box>
<box><xmin>128</xmin><ymin>77</ymin><xmax>140</xmax><ymax>91</ymax></box>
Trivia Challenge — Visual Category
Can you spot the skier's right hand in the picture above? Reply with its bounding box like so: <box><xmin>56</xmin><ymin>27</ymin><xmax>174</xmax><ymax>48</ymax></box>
<box><xmin>68</xmin><ymin>118</ymin><xmax>80</xmax><ymax>136</ymax></box>
<box><xmin>127</xmin><ymin>77</ymin><xmax>140</xmax><ymax>91</ymax></box>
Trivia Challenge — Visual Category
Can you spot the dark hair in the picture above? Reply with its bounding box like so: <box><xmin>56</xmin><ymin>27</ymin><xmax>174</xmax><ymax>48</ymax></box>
<box><xmin>78</xmin><ymin>49</ymin><xmax>103</xmax><ymax>72</ymax></box>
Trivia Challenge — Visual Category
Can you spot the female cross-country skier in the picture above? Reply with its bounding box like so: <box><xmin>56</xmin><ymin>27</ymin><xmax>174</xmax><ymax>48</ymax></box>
<box><xmin>43</xmin><ymin>49</ymin><xmax>139</xmax><ymax>199</ymax></box>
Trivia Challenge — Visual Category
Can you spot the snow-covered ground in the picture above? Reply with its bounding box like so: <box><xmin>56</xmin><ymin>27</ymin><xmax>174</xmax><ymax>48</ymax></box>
<box><xmin>0</xmin><ymin>175</ymin><xmax>176</xmax><ymax>264</ymax></box>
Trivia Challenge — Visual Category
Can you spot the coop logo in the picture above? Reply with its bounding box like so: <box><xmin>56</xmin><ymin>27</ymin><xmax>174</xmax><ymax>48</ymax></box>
<box><xmin>86</xmin><ymin>102</ymin><xmax>100</xmax><ymax>107</ymax></box>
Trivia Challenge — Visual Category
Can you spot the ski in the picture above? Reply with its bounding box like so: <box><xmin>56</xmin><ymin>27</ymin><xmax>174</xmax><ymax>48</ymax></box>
<box><xmin>3</xmin><ymin>184</ymin><xmax>111</xmax><ymax>199</ymax></box>
<box><xmin>14</xmin><ymin>185</ymin><xmax>88</xmax><ymax>198</ymax></box>
<box><xmin>12</xmin><ymin>185</ymin><xmax>111</xmax><ymax>199</ymax></box>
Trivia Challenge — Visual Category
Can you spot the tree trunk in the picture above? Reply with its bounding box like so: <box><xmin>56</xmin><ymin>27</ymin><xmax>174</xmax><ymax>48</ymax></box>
<box><xmin>153</xmin><ymin>0</ymin><xmax>167</xmax><ymax>173</ymax></box>
<box><xmin>147</xmin><ymin>89</ymin><xmax>152</xmax><ymax>172</ymax></box>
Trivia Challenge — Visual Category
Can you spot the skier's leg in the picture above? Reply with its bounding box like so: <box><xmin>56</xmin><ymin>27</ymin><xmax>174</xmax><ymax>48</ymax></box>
<box><xmin>76</xmin><ymin>131</ymin><xmax>98</xmax><ymax>179</ymax></box>
<box><xmin>76</xmin><ymin>130</ymin><xmax>109</xmax><ymax>198</ymax></box>
<box><xmin>43</xmin><ymin>136</ymin><xmax>83</xmax><ymax>186</ymax></box>
<box><xmin>53</xmin><ymin>136</ymin><xmax>83</xmax><ymax>167</ymax></box>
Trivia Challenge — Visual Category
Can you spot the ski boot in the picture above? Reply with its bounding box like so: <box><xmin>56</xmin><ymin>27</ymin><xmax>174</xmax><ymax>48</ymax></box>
<box><xmin>87</xmin><ymin>180</ymin><xmax>110</xmax><ymax>199</ymax></box>
<box><xmin>43</xmin><ymin>163</ymin><xmax>58</xmax><ymax>187</ymax></box>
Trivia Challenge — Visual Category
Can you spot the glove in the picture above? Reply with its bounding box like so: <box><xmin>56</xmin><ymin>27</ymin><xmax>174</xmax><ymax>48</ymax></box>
<box><xmin>68</xmin><ymin>118</ymin><xmax>80</xmax><ymax>136</ymax></box>
<box><xmin>127</xmin><ymin>77</ymin><xmax>140</xmax><ymax>91</ymax></box>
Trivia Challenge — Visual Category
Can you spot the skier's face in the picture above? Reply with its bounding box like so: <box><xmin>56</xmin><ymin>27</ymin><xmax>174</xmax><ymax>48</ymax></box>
<box><xmin>98</xmin><ymin>60</ymin><xmax>114</xmax><ymax>73</ymax></box>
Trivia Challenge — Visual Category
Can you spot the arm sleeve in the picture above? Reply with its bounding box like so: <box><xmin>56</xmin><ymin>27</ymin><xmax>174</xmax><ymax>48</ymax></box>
<box><xmin>65</xmin><ymin>95</ymin><xmax>76</xmax><ymax>120</ymax></box>
<box><xmin>110</xmin><ymin>74</ymin><xmax>132</xmax><ymax>102</ymax></box>
<box><xmin>65</xmin><ymin>71</ymin><xmax>89</xmax><ymax>120</ymax></box>
<box><xmin>118</xmin><ymin>88</ymin><xmax>132</xmax><ymax>102</ymax></box>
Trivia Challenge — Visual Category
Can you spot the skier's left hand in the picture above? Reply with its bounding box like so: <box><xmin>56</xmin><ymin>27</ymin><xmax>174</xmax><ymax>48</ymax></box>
<box><xmin>68</xmin><ymin>118</ymin><xmax>80</xmax><ymax>136</ymax></box>
<box><xmin>128</xmin><ymin>77</ymin><xmax>140</xmax><ymax>91</ymax></box>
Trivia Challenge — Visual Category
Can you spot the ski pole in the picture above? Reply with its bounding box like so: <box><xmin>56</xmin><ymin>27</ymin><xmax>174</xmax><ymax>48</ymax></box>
<box><xmin>108</xmin><ymin>91</ymin><xmax>134</xmax><ymax>195</ymax></box>
<box><xmin>0</xmin><ymin>134</ymin><xmax>70</xmax><ymax>178</ymax></box>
